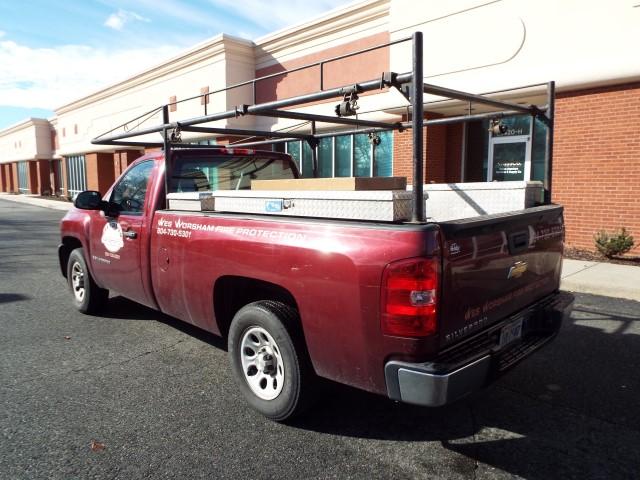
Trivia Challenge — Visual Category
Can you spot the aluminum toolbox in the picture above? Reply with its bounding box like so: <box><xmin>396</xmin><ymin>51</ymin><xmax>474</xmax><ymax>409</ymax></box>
<box><xmin>167</xmin><ymin>190</ymin><xmax>415</xmax><ymax>222</ymax></box>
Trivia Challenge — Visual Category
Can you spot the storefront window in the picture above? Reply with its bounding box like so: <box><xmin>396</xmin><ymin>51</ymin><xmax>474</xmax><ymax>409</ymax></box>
<box><xmin>302</xmin><ymin>141</ymin><xmax>314</xmax><ymax>178</ymax></box>
<box><xmin>17</xmin><ymin>161</ymin><xmax>29</xmax><ymax>193</ymax></box>
<box><xmin>335</xmin><ymin>135</ymin><xmax>351</xmax><ymax>177</ymax></box>
<box><xmin>374</xmin><ymin>131</ymin><xmax>393</xmax><ymax>177</ymax></box>
<box><xmin>318</xmin><ymin>138</ymin><xmax>332</xmax><ymax>177</ymax></box>
<box><xmin>354</xmin><ymin>134</ymin><xmax>371</xmax><ymax>177</ymax></box>
<box><xmin>285</xmin><ymin>132</ymin><xmax>393</xmax><ymax>179</ymax></box>
<box><xmin>66</xmin><ymin>155</ymin><xmax>87</xmax><ymax>197</ymax></box>
<box><xmin>53</xmin><ymin>159</ymin><xmax>63</xmax><ymax>196</ymax></box>
<box><xmin>286</xmin><ymin>141</ymin><xmax>300</xmax><ymax>172</ymax></box>
<box><xmin>531</xmin><ymin>117</ymin><xmax>547</xmax><ymax>182</ymax></box>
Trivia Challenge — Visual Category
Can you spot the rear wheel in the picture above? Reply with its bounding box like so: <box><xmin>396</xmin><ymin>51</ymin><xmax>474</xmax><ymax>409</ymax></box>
<box><xmin>67</xmin><ymin>248</ymin><xmax>108</xmax><ymax>314</ymax></box>
<box><xmin>228</xmin><ymin>300</ymin><xmax>314</xmax><ymax>421</ymax></box>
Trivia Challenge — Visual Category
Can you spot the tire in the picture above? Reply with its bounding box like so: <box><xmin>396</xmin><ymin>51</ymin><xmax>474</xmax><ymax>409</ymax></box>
<box><xmin>67</xmin><ymin>248</ymin><xmax>108</xmax><ymax>314</ymax></box>
<box><xmin>228</xmin><ymin>300</ymin><xmax>315</xmax><ymax>422</ymax></box>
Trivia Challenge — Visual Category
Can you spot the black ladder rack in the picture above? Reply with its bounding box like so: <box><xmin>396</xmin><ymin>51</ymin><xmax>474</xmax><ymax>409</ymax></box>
<box><xmin>92</xmin><ymin>32</ymin><xmax>555</xmax><ymax>223</ymax></box>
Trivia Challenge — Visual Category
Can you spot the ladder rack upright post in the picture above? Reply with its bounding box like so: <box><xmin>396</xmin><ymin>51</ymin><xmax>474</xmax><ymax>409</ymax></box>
<box><xmin>411</xmin><ymin>31</ymin><xmax>425</xmax><ymax>223</ymax></box>
<box><xmin>162</xmin><ymin>104</ymin><xmax>171</xmax><ymax>210</ymax></box>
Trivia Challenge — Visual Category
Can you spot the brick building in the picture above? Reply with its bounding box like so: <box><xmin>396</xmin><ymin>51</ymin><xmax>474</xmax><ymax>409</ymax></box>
<box><xmin>1</xmin><ymin>0</ymin><xmax>638</xmax><ymax>253</ymax></box>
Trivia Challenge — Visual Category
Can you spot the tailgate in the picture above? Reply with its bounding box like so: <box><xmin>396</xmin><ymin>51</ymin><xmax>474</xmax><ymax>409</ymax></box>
<box><xmin>438</xmin><ymin>205</ymin><xmax>564</xmax><ymax>347</ymax></box>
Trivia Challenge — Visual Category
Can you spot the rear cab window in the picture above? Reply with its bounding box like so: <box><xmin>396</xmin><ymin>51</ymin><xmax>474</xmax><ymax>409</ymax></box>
<box><xmin>169</xmin><ymin>151</ymin><xmax>298</xmax><ymax>193</ymax></box>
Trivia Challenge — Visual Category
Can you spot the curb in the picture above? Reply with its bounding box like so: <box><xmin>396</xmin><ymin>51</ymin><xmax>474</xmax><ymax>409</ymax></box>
<box><xmin>561</xmin><ymin>280</ymin><xmax>640</xmax><ymax>303</ymax></box>
<box><xmin>0</xmin><ymin>194</ymin><xmax>72</xmax><ymax>211</ymax></box>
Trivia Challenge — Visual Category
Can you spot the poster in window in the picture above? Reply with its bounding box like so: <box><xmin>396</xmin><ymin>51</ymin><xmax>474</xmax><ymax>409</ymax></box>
<box><xmin>492</xmin><ymin>142</ymin><xmax>526</xmax><ymax>181</ymax></box>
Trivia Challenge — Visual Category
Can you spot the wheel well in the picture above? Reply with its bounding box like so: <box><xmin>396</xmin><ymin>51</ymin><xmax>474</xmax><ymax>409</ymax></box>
<box><xmin>59</xmin><ymin>237</ymin><xmax>83</xmax><ymax>278</ymax></box>
<box><xmin>213</xmin><ymin>276</ymin><xmax>299</xmax><ymax>339</ymax></box>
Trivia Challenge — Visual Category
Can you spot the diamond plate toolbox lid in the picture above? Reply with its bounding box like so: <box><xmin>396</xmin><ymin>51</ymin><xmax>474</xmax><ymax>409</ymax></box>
<box><xmin>167</xmin><ymin>190</ymin><xmax>416</xmax><ymax>222</ymax></box>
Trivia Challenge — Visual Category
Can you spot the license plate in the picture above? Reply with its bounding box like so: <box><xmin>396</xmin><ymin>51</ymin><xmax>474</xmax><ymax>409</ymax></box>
<box><xmin>499</xmin><ymin>318</ymin><xmax>523</xmax><ymax>348</ymax></box>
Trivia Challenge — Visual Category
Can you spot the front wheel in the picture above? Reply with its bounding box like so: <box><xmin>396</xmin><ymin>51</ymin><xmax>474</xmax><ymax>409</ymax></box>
<box><xmin>67</xmin><ymin>248</ymin><xmax>108</xmax><ymax>314</ymax></box>
<box><xmin>228</xmin><ymin>301</ymin><xmax>314</xmax><ymax>421</ymax></box>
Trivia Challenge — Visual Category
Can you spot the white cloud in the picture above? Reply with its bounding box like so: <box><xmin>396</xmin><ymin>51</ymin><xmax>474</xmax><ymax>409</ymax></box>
<box><xmin>0</xmin><ymin>31</ymin><xmax>5</xmax><ymax>38</ymax></box>
<box><xmin>0</xmin><ymin>0</ymin><xmax>353</xmax><ymax>111</ymax></box>
<box><xmin>104</xmin><ymin>9</ymin><xmax>150</xmax><ymax>31</ymax></box>
<box><xmin>105</xmin><ymin>14</ymin><xmax>125</xmax><ymax>30</ymax></box>
<box><xmin>0</xmin><ymin>38</ymin><xmax>181</xmax><ymax>110</ymax></box>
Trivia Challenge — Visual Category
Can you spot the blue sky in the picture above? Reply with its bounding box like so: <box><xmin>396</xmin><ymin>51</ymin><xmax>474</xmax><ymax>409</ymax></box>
<box><xmin>0</xmin><ymin>0</ymin><xmax>350</xmax><ymax>130</ymax></box>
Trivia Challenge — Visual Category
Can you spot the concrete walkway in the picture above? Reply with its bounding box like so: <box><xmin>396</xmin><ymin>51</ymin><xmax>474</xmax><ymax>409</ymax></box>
<box><xmin>561</xmin><ymin>258</ymin><xmax>640</xmax><ymax>302</ymax></box>
<box><xmin>1</xmin><ymin>192</ymin><xmax>638</xmax><ymax>302</ymax></box>
<box><xmin>0</xmin><ymin>193</ymin><xmax>72</xmax><ymax>211</ymax></box>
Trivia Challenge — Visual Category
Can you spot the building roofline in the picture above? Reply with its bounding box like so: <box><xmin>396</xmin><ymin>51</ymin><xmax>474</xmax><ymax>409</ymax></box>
<box><xmin>255</xmin><ymin>0</ymin><xmax>386</xmax><ymax>44</ymax></box>
<box><xmin>54</xmin><ymin>33</ymin><xmax>255</xmax><ymax>115</ymax></box>
<box><xmin>255</xmin><ymin>0</ymin><xmax>389</xmax><ymax>64</ymax></box>
<box><xmin>0</xmin><ymin>117</ymin><xmax>51</xmax><ymax>138</ymax></box>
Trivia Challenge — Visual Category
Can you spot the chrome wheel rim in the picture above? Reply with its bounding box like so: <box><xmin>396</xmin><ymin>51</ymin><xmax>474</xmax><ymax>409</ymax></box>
<box><xmin>240</xmin><ymin>326</ymin><xmax>285</xmax><ymax>400</ymax></box>
<box><xmin>71</xmin><ymin>262</ymin><xmax>85</xmax><ymax>303</ymax></box>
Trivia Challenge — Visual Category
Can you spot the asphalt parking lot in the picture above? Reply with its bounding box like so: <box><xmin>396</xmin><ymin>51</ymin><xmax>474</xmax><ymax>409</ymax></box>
<box><xmin>1</xmin><ymin>198</ymin><xmax>639</xmax><ymax>479</ymax></box>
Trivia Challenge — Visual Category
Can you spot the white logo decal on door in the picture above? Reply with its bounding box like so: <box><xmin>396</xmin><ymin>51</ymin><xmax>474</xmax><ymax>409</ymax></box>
<box><xmin>101</xmin><ymin>221</ymin><xmax>124</xmax><ymax>253</ymax></box>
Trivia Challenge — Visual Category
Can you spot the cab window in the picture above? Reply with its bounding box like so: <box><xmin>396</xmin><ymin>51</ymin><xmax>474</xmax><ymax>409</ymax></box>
<box><xmin>169</xmin><ymin>154</ymin><xmax>297</xmax><ymax>193</ymax></box>
<box><xmin>111</xmin><ymin>161</ymin><xmax>154</xmax><ymax>215</ymax></box>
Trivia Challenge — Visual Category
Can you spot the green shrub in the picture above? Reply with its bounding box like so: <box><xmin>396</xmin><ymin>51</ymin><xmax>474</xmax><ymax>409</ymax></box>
<box><xmin>594</xmin><ymin>228</ymin><xmax>635</xmax><ymax>258</ymax></box>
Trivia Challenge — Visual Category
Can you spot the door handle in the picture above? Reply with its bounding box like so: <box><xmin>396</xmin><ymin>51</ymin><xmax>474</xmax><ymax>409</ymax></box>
<box><xmin>123</xmin><ymin>230</ymin><xmax>138</xmax><ymax>239</ymax></box>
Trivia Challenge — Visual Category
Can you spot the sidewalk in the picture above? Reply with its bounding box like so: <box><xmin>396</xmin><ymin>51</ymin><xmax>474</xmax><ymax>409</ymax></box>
<box><xmin>561</xmin><ymin>259</ymin><xmax>640</xmax><ymax>302</ymax></box>
<box><xmin>0</xmin><ymin>193</ymin><xmax>72</xmax><ymax>211</ymax></box>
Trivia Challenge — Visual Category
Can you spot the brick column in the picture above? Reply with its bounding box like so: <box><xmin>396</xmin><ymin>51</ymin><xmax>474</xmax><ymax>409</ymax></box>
<box><xmin>11</xmin><ymin>162</ymin><xmax>19</xmax><ymax>193</ymax></box>
<box><xmin>27</xmin><ymin>161</ymin><xmax>38</xmax><ymax>194</ymax></box>
<box><xmin>113</xmin><ymin>152</ymin><xmax>121</xmax><ymax>179</ymax></box>
<box><xmin>60</xmin><ymin>158</ymin><xmax>69</xmax><ymax>197</ymax></box>
<box><xmin>49</xmin><ymin>160</ymin><xmax>57</xmax><ymax>196</ymax></box>
<box><xmin>35</xmin><ymin>159</ymin><xmax>51</xmax><ymax>195</ymax></box>
<box><xmin>8</xmin><ymin>164</ymin><xmax>16</xmax><ymax>192</ymax></box>
<box><xmin>393</xmin><ymin>123</ymin><xmax>427</xmax><ymax>183</ymax></box>
<box><xmin>0</xmin><ymin>164</ymin><xmax>6</xmax><ymax>192</ymax></box>
<box><xmin>393</xmin><ymin>114</ymin><xmax>450</xmax><ymax>184</ymax></box>
<box><xmin>85</xmin><ymin>152</ymin><xmax>116</xmax><ymax>195</ymax></box>
<box><xmin>3</xmin><ymin>164</ymin><xmax>15</xmax><ymax>192</ymax></box>
<box><xmin>115</xmin><ymin>149</ymin><xmax>143</xmax><ymax>177</ymax></box>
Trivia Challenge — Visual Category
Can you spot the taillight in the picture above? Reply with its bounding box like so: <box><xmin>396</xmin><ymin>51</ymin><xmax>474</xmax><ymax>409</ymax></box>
<box><xmin>381</xmin><ymin>257</ymin><xmax>439</xmax><ymax>337</ymax></box>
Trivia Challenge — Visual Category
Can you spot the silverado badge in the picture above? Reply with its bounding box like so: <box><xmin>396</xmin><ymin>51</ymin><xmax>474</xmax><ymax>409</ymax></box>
<box><xmin>507</xmin><ymin>261</ymin><xmax>528</xmax><ymax>279</ymax></box>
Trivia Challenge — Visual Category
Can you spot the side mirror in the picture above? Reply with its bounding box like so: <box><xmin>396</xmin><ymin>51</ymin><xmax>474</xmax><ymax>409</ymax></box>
<box><xmin>74</xmin><ymin>191</ymin><xmax>104</xmax><ymax>210</ymax></box>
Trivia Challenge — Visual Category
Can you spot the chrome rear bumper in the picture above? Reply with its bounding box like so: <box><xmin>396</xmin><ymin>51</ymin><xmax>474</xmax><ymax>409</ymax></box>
<box><xmin>385</xmin><ymin>291</ymin><xmax>574</xmax><ymax>406</ymax></box>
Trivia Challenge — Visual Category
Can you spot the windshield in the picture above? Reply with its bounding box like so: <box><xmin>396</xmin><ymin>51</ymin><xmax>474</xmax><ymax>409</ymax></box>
<box><xmin>169</xmin><ymin>154</ymin><xmax>297</xmax><ymax>193</ymax></box>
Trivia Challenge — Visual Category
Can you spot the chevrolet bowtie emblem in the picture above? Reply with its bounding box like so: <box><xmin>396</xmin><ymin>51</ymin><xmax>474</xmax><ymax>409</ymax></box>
<box><xmin>507</xmin><ymin>261</ymin><xmax>528</xmax><ymax>279</ymax></box>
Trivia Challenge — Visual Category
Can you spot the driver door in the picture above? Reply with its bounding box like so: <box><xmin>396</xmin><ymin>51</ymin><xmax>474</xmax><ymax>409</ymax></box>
<box><xmin>89</xmin><ymin>160</ymin><xmax>155</xmax><ymax>306</ymax></box>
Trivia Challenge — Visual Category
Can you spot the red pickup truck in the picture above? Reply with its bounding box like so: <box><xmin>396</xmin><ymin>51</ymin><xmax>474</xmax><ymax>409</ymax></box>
<box><xmin>59</xmin><ymin>146</ymin><xmax>573</xmax><ymax>421</ymax></box>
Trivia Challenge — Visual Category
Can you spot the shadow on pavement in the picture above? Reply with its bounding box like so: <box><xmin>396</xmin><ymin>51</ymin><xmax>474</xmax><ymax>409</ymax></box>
<box><xmin>290</xmin><ymin>297</ymin><xmax>640</xmax><ymax>478</ymax></box>
<box><xmin>101</xmin><ymin>295</ymin><xmax>227</xmax><ymax>351</ymax></box>
<box><xmin>0</xmin><ymin>293</ymin><xmax>31</xmax><ymax>304</ymax></box>
<box><xmin>97</xmin><ymin>293</ymin><xmax>640</xmax><ymax>478</ymax></box>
